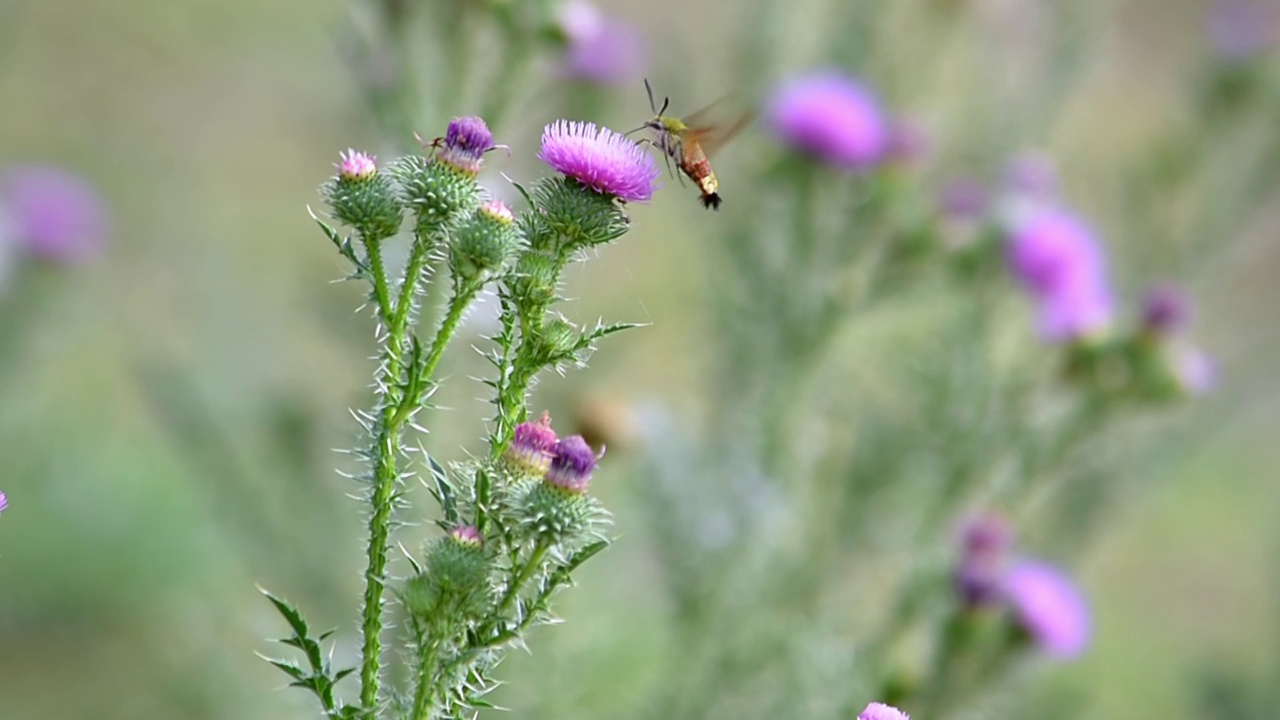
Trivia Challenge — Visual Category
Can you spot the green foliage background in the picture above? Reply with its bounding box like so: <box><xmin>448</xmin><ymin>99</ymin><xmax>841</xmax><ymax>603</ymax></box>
<box><xmin>0</xmin><ymin>0</ymin><xmax>1277</xmax><ymax>718</ymax></box>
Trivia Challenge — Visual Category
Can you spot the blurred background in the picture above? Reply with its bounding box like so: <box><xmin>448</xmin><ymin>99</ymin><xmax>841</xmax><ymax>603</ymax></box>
<box><xmin>1</xmin><ymin>0</ymin><xmax>1278</xmax><ymax>718</ymax></box>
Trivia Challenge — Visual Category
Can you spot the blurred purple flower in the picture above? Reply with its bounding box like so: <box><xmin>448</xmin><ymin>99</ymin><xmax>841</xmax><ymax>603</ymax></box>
<box><xmin>1005</xmin><ymin>207</ymin><xmax>1114</xmax><ymax>342</ymax></box>
<box><xmin>954</xmin><ymin>513</ymin><xmax>1014</xmax><ymax>608</ymax></box>
<box><xmin>1003</xmin><ymin>152</ymin><xmax>1059</xmax><ymax>202</ymax></box>
<box><xmin>558</xmin><ymin>1</ymin><xmax>646</xmax><ymax>84</ymax></box>
<box><xmin>538</xmin><ymin>120</ymin><xmax>660</xmax><ymax>202</ymax></box>
<box><xmin>546</xmin><ymin>435</ymin><xmax>599</xmax><ymax>494</ymax></box>
<box><xmin>1004</xmin><ymin>559</ymin><xmax>1091</xmax><ymax>659</ymax></box>
<box><xmin>858</xmin><ymin>702</ymin><xmax>910</xmax><ymax>720</ymax></box>
<box><xmin>1171</xmin><ymin>344</ymin><xmax>1217</xmax><ymax>396</ymax></box>
<box><xmin>885</xmin><ymin>117</ymin><xmax>931</xmax><ymax>168</ymax></box>
<box><xmin>1208</xmin><ymin>0</ymin><xmax>1280</xmax><ymax>61</ymax></box>
<box><xmin>765</xmin><ymin>71</ymin><xmax>889</xmax><ymax>169</ymax></box>
<box><xmin>0</xmin><ymin>165</ymin><xmax>108</xmax><ymax>263</ymax></box>
<box><xmin>0</xmin><ymin>490</ymin><xmax>7</xmax><ymax>515</ymax></box>
<box><xmin>939</xmin><ymin>178</ymin><xmax>989</xmax><ymax>223</ymax></box>
<box><xmin>1141</xmin><ymin>283</ymin><xmax>1193</xmax><ymax>337</ymax></box>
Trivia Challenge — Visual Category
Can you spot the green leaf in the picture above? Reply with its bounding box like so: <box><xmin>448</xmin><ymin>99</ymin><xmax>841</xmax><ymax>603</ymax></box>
<box><xmin>428</xmin><ymin>455</ymin><xmax>458</xmax><ymax>523</ymax></box>
<box><xmin>259</xmin><ymin>653</ymin><xmax>307</xmax><ymax>682</ymax></box>
<box><xmin>260</xmin><ymin>586</ymin><xmax>310</xmax><ymax>641</ymax></box>
<box><xmin>564</xmin><ymin>539</ymin><xmax>609</xmax><ymax>573</ymax></box>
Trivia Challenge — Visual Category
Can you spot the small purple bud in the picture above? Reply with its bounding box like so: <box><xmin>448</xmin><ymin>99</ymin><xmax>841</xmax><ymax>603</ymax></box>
<box><xmin>958</xmin><ymin>512</ymin><xmax>1014</xmax><ymax>559</ymax></box>
<box><xmin>765</xmin><ymin>71</ymin><xmax>889</xmax><ymax>169</ymax></box>
<box><xmin>538</xmin><ymin>120</ymin><xmax>660</xmax><ymax>202</ymax></box>
<box><xmin>1003</xmin><ymin>152</ymin><xmax>1059</xmax><ymax>201</ymax></box>
<box><xmin>479</xmin><ymin>198</ymin><xmax>514</xmax><ymax>225</ymax></box>
<box><xmin>557</xmin><ymin>1</ymin><xmax>646</xmax><ymax>84</ymax></box>
<box><xmin>1141</xmin><ymin>283</ymin><xmax>1193</xmax><ymax>337</ymax></box>
<box><xmin>1003</xmin><ymin>559</ymin><xmax>1091</xmax><ymax>659</ymax></box>
<box><xmin>938</xmin><ymin>178</ymin><xmax>990</xmax><ymax>223</ymax></box>
<box><xmin>0</xmin><ymin>165</ymin><xmax>108</xmax><ymax>263</ymax></box>
<box><xmin>336</xmin><ymin>149</ymin><xmax>378</xmax><ymax>181</ymax></box>
<box><xmin>434</xmin><ymin>116</ymin><xmax>497</xmax><ymax>176</ymax></box>
<box><xmin>449</xmin><ymin>524</ymin><xmax>482</xmax><ymax>546</ymax></box>
<box><xmin>546</xmin><ymin>435</ymin><xmax>599</xmax><ymax>494</ymax></box>
<box><xmin>858</xmin><ymin>702</ymin><xmax>910</xmax><ymax>720</ymax></box>
<box><xmin>506</xmin><ymin>411</ymin><xmax>559</xmax><ymax>476</ymax></box>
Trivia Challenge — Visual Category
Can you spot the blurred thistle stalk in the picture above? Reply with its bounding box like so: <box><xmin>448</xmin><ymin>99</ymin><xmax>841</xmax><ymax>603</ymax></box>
<box><xmin>262</xmin><ymin>0</ymin><xmax>1280</xmax><ymax>719</ymax></box>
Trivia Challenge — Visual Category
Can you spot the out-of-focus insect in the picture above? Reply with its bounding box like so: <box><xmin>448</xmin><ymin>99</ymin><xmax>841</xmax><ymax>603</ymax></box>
<box><xmin>634</xmin><ymin>79</ymin><xmax>753</xmax><ymax>210</ymax></box>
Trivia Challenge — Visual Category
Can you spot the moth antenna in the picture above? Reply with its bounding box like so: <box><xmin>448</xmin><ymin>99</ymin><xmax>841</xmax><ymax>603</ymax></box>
<box><xmin>644</xmin><ymin>78</ymin><xmax>658</xmax><ymax>115</ymax></box>
<box><xmin>659</xmin><ymin>96</ymin><xmax>670</xmax><ymax>117</ymax></box>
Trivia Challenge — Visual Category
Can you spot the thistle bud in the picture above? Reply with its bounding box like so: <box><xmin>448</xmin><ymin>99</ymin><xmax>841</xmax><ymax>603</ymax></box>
<box><xmin>402</xmin><ymin>525</ymin><xmax>493</xmax><ymax>621</ymax></box>
<box><xmin>509</xmin><ymin>249</ymin><xmax>561</xmax><ymax>311</ymax></box>
<box><xmin>392</xmin><ymin>154</ymin><xmax>481</xmax><ymax>237</ymax></box>
<box><xmin>535</xmin><ymin>316</ymin><xmax>580</xmax><ymax>363</ymax></box>
<box><xmin>505</xmin><ymin>411</ymin><xmax>558</xmax><ymax>477</ymax></box>
<box><xmin>449</xmin><ymin>199</ymin><xmax>520</xmax><ymax>284</ymax></box>
<box><xmin>527</xmin><ymin>175</ymin><xmax>631</xmax><ymax>251</ymax></box>
<box><xmin>323</xmin><ymin>150</ymin><xmax>403</xmax><ymax>242</ymax></box>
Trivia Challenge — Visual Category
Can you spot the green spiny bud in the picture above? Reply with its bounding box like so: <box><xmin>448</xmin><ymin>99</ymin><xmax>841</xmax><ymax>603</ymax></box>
<box><xmin>449</xmin><ymin>199</ymin><xmax>520</xmax><ymax>284</ymax></box>
<box><xmin>508</xmin><ymin>249</ymin><xmax>561</xmax><ymax>312</ymax></box>
<box><xmin>392</xmin><ymin>154</ymin><xmax>481</xmax><ymax>236</ymax></box>
<box><xmin>322</xmin><ymin>150</ymin><xmax>403</xmax><ymax>241</ymax></box>
<box><xmin>528</xmin><ymin>176</ymin><xmax>630</xmax><ymax>252</ymax></box>
<box><xmin>402</xmin><ymin>525</ymin><xmax>493</xmax><ymax>622</ymax></box>
<box><xmin>518</xmin><ymin>479</ymin><xmax>594</xmax><ymax>543</ymax></box>
<box><xmin>534</xmin><ymin>315</ymin><xmax>579</xmax><ymax>363</ymax></box>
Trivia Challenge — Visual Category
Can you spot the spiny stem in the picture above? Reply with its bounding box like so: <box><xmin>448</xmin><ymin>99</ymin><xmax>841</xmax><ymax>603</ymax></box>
<box><xmin>359</xmin><ymin>234</ymin><xmax>439</xmax><ymax>713</ymax></box>
<box><xmin>496</xmin><ymin>539</ymin><xmax>550</xmax><ymax>619</ymax></box>
<box><xmin>391</xmin><ymin>279</ymin><xmax>481</xmax><ymax>427</ymax></box>
<box><xmin>410</xmin><ymin>624</ymin><xmax>441</xmax><ymax>720</ymax></box>
<box><xmin>362</xmin><ymin>236</ymin><xmax>394</xmax><ymax>328</ymax></box>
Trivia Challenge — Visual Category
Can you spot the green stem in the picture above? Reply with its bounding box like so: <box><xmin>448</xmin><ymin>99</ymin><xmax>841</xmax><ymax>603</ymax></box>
<box><xmin>358</xmin><ymin>235</ymin><xmax>440</xmax><ymax>714</ymax></box>
<box><xmin>496</xmin><ymin>539</ymin><xmax>550</xmax><ymax>619</ymax></box>
<box><xmin>391</xmin><ymin>279</ymin><xmax>481</xmax><ymax>427</ymax></box>
<box><xmin>363</xmin><ymin>237</ymin><xmax>394</xmax><ymax>328</ymax></box>
<box><xmin>410</xmin><ymin>625</ymin><xmax>441</xmax><ymax>720</ymax></box>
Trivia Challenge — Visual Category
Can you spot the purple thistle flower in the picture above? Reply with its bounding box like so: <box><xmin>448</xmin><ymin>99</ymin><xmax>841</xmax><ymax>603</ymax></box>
<box><xmin>538</xmin><ymin>120</ymin><xmax>660</xmax><ymax>202</ymax></box>
<box><xmin>546</xmin><ymin>435</ymin><xmax>599</xmax><ymax>494</ymax></box>
<box><xmin>506</xmin><ymin>411</ymin><xmax>559</xmax><ymax>476</ymax></box>
<box><xmin>1141</xmin><ymin>283</ymin><xmax>1193</xmax><ymax>337</ymax></box>
<box><xmin>765</xmin><ymin>71</ymin><xmax>889</xmax><ymax>169</ymax></box>
<box><xmin>1208</xmin><ymin>0</ymin><xmax>1280</xmax><ymax>61</ymax></box>
<box><xmin>558</xmin><ymin>0</ymin><xmax>646</xmax><ymax>84</ymax></box>
<box><xmin>0</xmin><ymin>490</ymin><xmax>7</xmax><ymax>515</ymax></box>
<box><xmin>433</xmin><ymin>116</ymin><xmax>497</xmax><ymax>176</ymax></box>
<box><xmin>1005</xmin><ymin>207</ymin><xmax>1115</xmax><ymax>342</ymax></box>
<box><xmin>0</xmin><ymin>165</ymin><xmax>108</xmax><ymax>263</ymax></box>
<box><xmin>449</xmin><ymin>525</ymin><xmax>482</xmax><ymax>546</ymax></box>
<box><xmin>858</xmin><ymin>702</ymin><xmax>910</xmax><ymax>720</ymax></box>
<box><xmin>1003</xmin><ymin>559</ymin><xmax>1091</xmax><ymax>659</ymax></box>
<box><xmin>336</xmin><ymin>149</ymin><xmax>377</xmax><ymax>181</ymax></box>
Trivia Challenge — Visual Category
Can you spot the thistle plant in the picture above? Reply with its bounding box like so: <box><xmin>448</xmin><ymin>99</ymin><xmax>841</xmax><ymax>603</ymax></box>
<box><xmin>260</xmin><ymin>115</ymin><xmax>658</xmax><ymax>719</ymax></box>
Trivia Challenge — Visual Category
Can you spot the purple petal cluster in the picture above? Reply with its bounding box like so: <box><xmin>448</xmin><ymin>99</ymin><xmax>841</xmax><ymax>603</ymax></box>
<box><xmin>1003</xmin><ymin>559</ymin><xmax>1091</xmax><ymax>659</ymax></box>
<box><xmin>1141</xmin><ymin>284</ymin><xmax>1192</xmax><ymax>337</ymax></box>
<box><xmin>953</xmin><ymin>513</ymin><xmax>1014</xmax><ymax>608</ymax></box>
<box><xmin>1005</xmin><ymin>207</ymin><xmax>1114</xmax><ymax>342</ymax></box>
<box><xmin>0</xmin><ymin>490</ymin><xmax>7</xmax><ymax>515</ymax></box>
<box><xmin>858</xmin><ymin>702</ymin><xmax>910</xmax><ymax>720</ymax></box>
<box><xmin>337</xmin><ymin>149</ymin><xmax>377</xmax><ymax>181</ymax></box>
<box><xmin>0</xmin><ymin>165</ymin><xmax>108</xmax><ymax>263</ymax></box>
<box><xmin>765</xmin><ymin>71</ymin><xmax>889</xmax><ymax>169</ymax></box>
<box><xmin>538</xmin><ymin>120</ymin><xmax>660</xmax><ymax>202</ymax></box>
<box><xmin>506</xmin><ymin>411</ymin><xmax>559</xmax><ymax>476</ymax></box>
<box><xmin>546</xmin><ymin>435</ymin><xmax>598</xmax><ymax>494</ymax></box>
<box><xmin>449</xmin><ymin>525</ymin><xmax>482</xmax><ymax>546</ymax></box>
<box><xmin>436</xmin><ymin>116</ymin><xmax>496</xmax><ymax>175</ymax></box>
<box><xmin>558</xmin><ymin>0</ymin><xmax>646</xmax><ymax>84</ymax></box>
